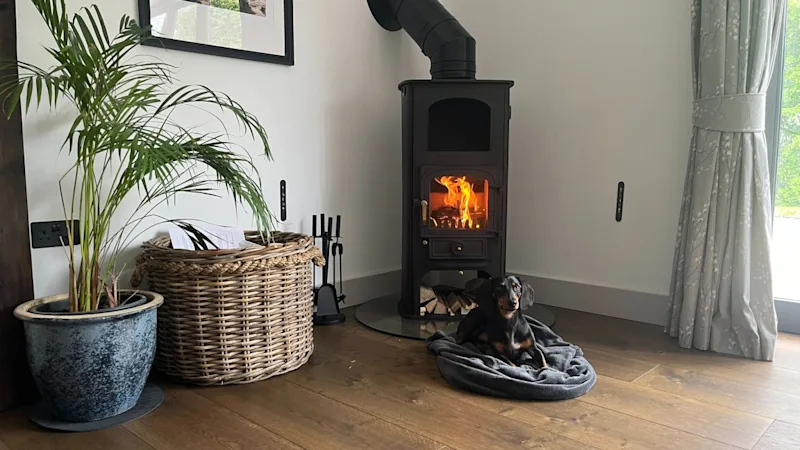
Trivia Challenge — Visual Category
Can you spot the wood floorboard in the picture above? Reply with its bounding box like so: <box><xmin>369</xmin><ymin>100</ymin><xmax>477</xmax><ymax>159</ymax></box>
<box><xmin>313</xmin><ymin>321</ymin><xmax>431</xmax><ymax>370</ymax></box>
<box><xmin>506</xmin><ymin>398</ymin><xmax>739</xmax><ymax>450</ymax></box>
<box><xmin>705</xmin><ymin>363</ymin><xmax>800</xmax><ymax>397</ymax></box>
<box><xmin>772</xmin><ymin>333</ymin><xmax>800</xmax><ymax>372</ymax></box>
<box><xmin>3</xmin><ymin>306</ymin><xmax>800</xmax><ymax>450</ymax></box>
<box><xmin>283</xmin><ymin>350</ymin><xmax>587</xmax><ymax>449</ymax></box>
<box><xmin>316</xmin><ymin>324</ymin><xmax>741</xmax><ymax>450</ymax></box>
<box><xmin>197</xmin><ymin>370</ymin><xmax>448</xmax><ymax>450</ymax></box>
<box><xmin>122</xmin><ymin>384</ymin><xmax>302</xmax><ymax>450</ymax></box>
<box><xmin>0</xmin><ymin>410</ymin><xmax>153</xmax><ymax>450</ymax></box>
<box><xmin>753</xmin><ymin>420</ymin><xmax>800</xmax><ymax>449</ymax></box>
<box><xmin>634</xmin><ymin>365</ymin><xmax>800</xmax><ymax>426</ymax></box>
<box><xmin>579</xmin><ymin>346</ymin><xmax>658</xmax><ymax>382</ymax></box>
<box><xmin>425</xmin><ymin>372</ymin><xmax>741</xmax><ymax>450</ymax></box>
<box><xmin>583</xmin><ymin>375</ymin><xmax>772</xmax><ymax>448</ymax></box>
<box><xmin>413</xmin><ymin>366</ymin><xmax>740</xmax><ymax>450</ymax></box>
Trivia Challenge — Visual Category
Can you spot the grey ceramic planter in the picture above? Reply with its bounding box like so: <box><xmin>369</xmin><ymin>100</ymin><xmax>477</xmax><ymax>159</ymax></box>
<box><xmin>14</xmin><ymin>291</ymin><xmax>163</xmax><ymax>423</ymax></box>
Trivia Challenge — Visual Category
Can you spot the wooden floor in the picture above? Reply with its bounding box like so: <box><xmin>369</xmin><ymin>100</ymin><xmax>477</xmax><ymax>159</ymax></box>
<box><xmin>2</xmin><ymin>307</ymin><xmax>800</xmax><ymax>450</ymax></box>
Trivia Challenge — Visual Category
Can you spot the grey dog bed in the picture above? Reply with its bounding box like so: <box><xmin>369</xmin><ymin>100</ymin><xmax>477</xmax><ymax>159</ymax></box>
<box><xmin>426</xmin><ymin>315</ymin><xmax>596</xmax><ymax>400</ymax></box>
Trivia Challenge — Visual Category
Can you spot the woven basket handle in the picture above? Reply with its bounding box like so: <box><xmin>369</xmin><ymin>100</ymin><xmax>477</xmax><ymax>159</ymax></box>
<box><xmin>131</xmin><ymin>246</ymin><xmax>325</xmax><ymax>285</ymax></box>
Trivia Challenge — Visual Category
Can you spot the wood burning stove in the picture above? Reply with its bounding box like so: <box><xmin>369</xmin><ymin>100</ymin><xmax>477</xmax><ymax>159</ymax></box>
<box><xmin>399</xmin><ymin>80</ymin><xmax>513</xmax><ymax>318</ymax></box>
<box><xmin>367</xmin><ymin>0</ymin><xmax>514</xmax><ymax>319</ymax></box>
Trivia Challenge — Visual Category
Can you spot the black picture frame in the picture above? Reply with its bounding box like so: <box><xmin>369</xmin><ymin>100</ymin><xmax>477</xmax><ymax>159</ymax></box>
<box><xmin>137</xmin><ymin>0</ymin><xmax>294</xmax><ymax>66</ymax></box>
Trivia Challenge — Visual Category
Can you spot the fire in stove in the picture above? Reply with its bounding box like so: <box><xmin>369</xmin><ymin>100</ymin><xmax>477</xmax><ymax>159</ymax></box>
<box><xmin>429</xmin><ymin>175</ymin><xmax>489</xmax><ymax>229</ymax></box>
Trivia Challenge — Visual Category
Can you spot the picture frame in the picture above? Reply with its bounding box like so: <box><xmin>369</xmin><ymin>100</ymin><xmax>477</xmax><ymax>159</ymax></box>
<box><xmin>137</xmin><ymin>0</ymin><xmax>294</xmax><ymax>65</ymax></box>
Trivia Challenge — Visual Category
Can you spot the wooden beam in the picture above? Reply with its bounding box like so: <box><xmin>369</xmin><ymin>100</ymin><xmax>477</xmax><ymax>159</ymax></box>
<box><xmin>0</xmin><ymin>0</ymin><xmax>36</xmax><ymax>411</ymax></box>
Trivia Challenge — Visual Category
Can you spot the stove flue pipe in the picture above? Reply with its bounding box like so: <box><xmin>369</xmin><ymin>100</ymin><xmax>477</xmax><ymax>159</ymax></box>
<box><xmin>367</xmin><ymin>0</ymin><xmax>476</xmax><ymax>79</ymax></box>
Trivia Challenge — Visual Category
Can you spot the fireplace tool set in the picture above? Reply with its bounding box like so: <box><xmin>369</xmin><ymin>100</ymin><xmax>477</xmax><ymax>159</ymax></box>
<box><xmin>312</xmin><ymin>214</ymin><xmax>346</xmax><ymax>325</ymax></box>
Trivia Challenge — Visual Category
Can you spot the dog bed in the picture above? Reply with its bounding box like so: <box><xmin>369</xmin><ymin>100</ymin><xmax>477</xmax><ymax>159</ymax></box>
<box><xmin>426</xmin><ymin>315</ymin><xmax>596</xmax><ymax>400</ymax></box>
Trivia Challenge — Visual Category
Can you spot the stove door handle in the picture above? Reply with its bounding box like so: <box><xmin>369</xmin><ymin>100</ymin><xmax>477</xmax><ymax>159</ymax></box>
<box><xmin>420</xmin><ymin>200</ymin><xmax>428</xmax><ymax>226</ymax></box>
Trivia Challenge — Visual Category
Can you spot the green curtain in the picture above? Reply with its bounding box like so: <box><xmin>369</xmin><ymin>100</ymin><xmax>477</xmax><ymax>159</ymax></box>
<box><xmin>668</xmin><ymin>0</ymin><xmax>785</xmax><ymax>360</ymax></box>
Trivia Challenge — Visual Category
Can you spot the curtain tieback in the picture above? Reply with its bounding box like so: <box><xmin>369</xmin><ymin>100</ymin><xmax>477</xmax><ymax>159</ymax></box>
<box><xmin>692</xmin><ymin>93</ymin><xmax>766</xmax><ymax>133</ymax></box>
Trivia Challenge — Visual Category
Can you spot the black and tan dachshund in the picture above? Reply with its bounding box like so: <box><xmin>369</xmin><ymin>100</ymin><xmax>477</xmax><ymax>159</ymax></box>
<box><xmin>456</xmin><ymin>275</ymin><xmax>548</xmax><ymax>368</ymax></box>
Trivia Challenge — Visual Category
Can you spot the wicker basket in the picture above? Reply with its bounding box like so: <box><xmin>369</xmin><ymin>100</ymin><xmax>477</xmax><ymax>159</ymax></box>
<box><xmin>131</xmin><ymin>232</ymin><xmax>324</xmax><ymax>385</ymax></box>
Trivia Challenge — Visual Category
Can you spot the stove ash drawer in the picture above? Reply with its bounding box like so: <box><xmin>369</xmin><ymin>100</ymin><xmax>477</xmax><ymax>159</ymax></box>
<box><xmin>428</xmin><ymin>239</ymin><xmax>487</xmax><ymax>259</ymax></box>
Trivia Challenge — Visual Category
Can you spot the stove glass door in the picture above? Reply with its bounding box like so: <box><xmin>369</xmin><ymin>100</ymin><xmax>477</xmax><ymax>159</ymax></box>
<box><xmin>426</xmin><ymin>174</ymin><xmax>490</xmax><ymax>230</ymax></box>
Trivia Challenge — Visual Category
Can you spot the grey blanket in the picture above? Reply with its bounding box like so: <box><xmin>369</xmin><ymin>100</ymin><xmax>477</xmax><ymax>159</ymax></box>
<box><xmin>426</xmin><ymin>315</ymin><xmax>596</xmax><ymax>400</ymax></box>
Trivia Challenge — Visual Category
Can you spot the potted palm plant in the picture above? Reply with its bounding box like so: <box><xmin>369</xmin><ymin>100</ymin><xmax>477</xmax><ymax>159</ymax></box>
<box><xmin>3</xmin><ymin>0</ymin><xmax>273</xmax><ymax>423</ymax></box>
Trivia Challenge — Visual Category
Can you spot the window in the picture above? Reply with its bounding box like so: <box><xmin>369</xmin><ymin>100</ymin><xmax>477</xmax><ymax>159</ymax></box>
<box><xmin>770</xmin><ymin>1</ymin><xmax>800</xmax><ymax>303</ymax></box>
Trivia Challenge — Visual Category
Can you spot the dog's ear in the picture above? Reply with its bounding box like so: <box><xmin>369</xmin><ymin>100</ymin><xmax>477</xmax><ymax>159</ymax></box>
<box><xmin>463</xmin><ymin>277</ymin><xmax>493</xmax><ymax>308</ymax></box>
<box><xmin>472</xmin><ymin>277</ymin><xmax>496</xmax><ymax>309</ymax></box>
<box><xmin>517</xmin><ymin>278</ymin><xmax>535</xmax><ymax>310</ymax></box>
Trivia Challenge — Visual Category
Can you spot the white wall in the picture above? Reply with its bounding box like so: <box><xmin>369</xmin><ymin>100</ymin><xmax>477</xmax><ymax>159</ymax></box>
<box><xmin>19</xmin><ymin>0</ymin><xmax>694</xmax><ymax>303</ymax></box>
<box><xmin>436</xmin><ymin>0</ymin><xmax>693</xmax><ymax>297</ymax></box>
<box><xmin>18</xmin><ymin>0</ymin><xmax>408</xmax><ymax>297</ymax></box>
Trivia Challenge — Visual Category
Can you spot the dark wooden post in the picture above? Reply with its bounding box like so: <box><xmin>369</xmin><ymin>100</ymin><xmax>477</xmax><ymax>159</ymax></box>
<box><xmin>0</xmin><ymin>0</ymin><xmax>36</xmax><ymax>411</ymax></box>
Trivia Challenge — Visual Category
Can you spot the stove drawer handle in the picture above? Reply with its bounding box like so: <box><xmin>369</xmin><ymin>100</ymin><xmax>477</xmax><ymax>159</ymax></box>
<box><xmin>421</xmin><ymin>200</ymin><xmax>428</xmax><ymax>225</ymax></box>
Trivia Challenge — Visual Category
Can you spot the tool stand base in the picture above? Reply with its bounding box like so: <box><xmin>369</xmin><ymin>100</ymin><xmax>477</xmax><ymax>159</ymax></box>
<box><xmin>313</xmin><ymin>313</ymin><xmax>346</xmax><ymax>326</ymax></box>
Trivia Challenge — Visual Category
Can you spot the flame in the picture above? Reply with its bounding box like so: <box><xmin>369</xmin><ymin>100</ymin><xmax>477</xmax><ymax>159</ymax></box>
<box><xmin>435</xmin><ymin>176</ymin><xmax>479</xmax><ymax>228</ymax></box>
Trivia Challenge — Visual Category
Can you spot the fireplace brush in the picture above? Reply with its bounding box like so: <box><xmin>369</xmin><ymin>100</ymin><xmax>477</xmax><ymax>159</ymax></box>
<box><xmin>311</xmin><ymin>214</ymin><xmax>345</xmax><ymax>325</ymax></box>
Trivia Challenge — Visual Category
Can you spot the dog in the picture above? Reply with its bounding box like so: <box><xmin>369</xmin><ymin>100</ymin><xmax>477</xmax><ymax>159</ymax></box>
<box><xmin>456</xmin><ymin>275</ymin><xmax>548</xmax><ymax>368</ymax></box>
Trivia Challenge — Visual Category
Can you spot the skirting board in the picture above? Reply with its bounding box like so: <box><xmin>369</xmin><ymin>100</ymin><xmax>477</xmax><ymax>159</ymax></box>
<box><xmin>776</xmin><ymin>299</ymin><xmax>800</xmax><ymax>335</ymax></box>
<box><xmin>339</xmin><ymin>270</ymin><xmax>668</xmax><ymax>325</ymax></box>
<box><xmin>338</xmin><ymin>271</ymin><xmax>400</xmax><ymax>308</ymax></box>
<box><xmin>514</xmin><ymin>274</ymin><xmax>669</xmax><ymax>327</ymax></box>
<box><xmin>339</xmin><ymin>270</ymin><xmax>800</xmax><ymax>335</ymax></box>
<box><xmin>515</xmin><ymin>274</ymin><xmax>800</xmax><ymax>334</ymax></box>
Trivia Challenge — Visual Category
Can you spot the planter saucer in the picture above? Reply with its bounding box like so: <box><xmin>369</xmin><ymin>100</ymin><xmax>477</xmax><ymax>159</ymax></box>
<box><xmin>28</xmin><ymin>383</ymin><xmax>163</xmax><ymax>432</ymax></box>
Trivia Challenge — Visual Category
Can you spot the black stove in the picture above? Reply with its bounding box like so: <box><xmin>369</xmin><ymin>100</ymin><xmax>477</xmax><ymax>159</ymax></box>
<box><xmin>368</xmin><ymin>0</ymin><xmax>514</xmax><ymax>319</ymax></box>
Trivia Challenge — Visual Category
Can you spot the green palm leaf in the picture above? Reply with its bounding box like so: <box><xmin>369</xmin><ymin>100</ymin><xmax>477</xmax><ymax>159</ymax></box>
<box><xmin>2</xmin><ymin>0</ymin><xmax>274</xmax><ymax>312</ymax></box>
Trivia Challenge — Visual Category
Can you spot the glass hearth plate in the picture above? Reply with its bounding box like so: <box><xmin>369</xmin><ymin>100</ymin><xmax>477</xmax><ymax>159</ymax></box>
<box><xmin>354</xmin><ymin>294</ymin><xmax>556</xmax><ymax>341</ymax></box>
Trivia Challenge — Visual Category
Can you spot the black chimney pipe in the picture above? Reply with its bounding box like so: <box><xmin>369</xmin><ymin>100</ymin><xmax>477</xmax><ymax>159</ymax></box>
<box><xmin>367</xmin><ymin>0</ymin><xmax>476</xmax><ymax>79</ymax></box>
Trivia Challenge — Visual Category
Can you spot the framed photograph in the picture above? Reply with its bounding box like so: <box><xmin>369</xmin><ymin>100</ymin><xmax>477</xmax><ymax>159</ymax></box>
<box><xmin>138</xmin><ymin>0</ymin><xmax>294</xmax><ymax>65</ymax></box>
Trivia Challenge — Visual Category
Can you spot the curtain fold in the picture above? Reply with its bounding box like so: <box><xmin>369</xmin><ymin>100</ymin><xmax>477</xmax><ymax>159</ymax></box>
<box><xmin>668</xmin><ymin>0</ymin><xmax>785</xmax><ymax>360</ymax></box>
